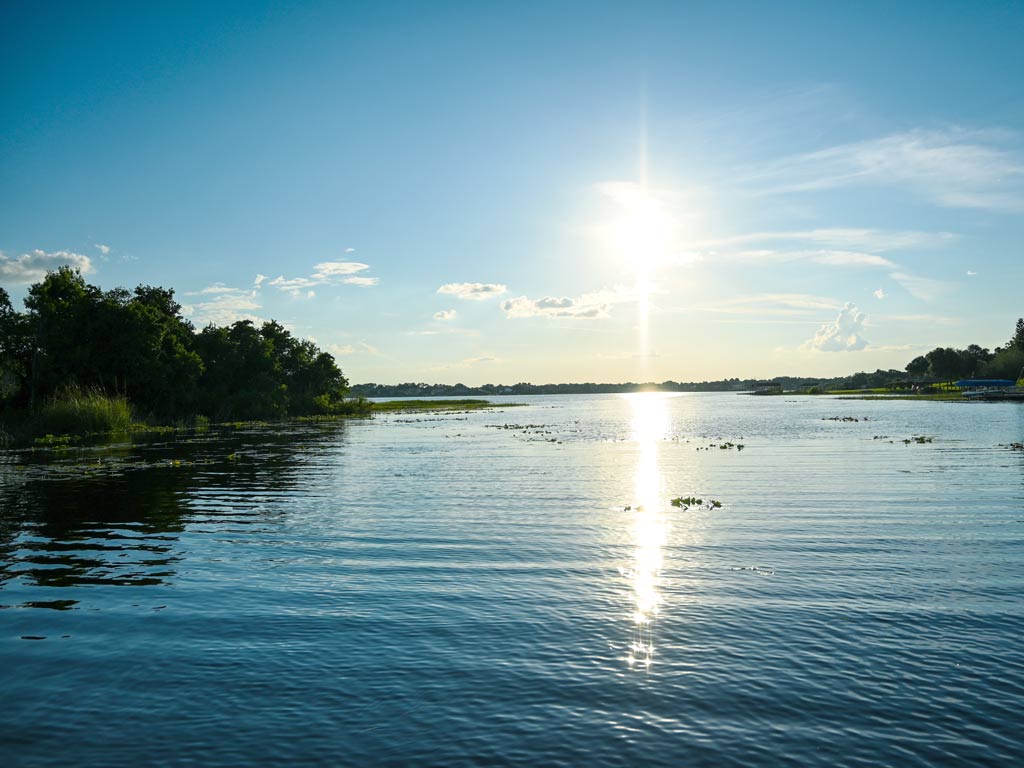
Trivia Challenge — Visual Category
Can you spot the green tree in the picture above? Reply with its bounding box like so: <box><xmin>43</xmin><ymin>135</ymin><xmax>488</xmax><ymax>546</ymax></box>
<box><xmin>925</xmin><ymin>347</ymin><xmax>970</xmax><ymax>380</ymax></box>
<box><xmin>23</xmin><ymin>267</ymin><xmax>101</xmax><ymax>405</ymax></box>
<box><xmin>905</xmin><ymin>355</ymin><xmax>930</xmax><ymax>377</ymax></box>
<box><xmin>0</xmin><ymin>287</ymin><xmax>32</xmax><ymax>403</ymax></box>
<box><xmin>195</xmin><ymin>321</ymin><xmax>286</xmax><ymax>420</ymax></box>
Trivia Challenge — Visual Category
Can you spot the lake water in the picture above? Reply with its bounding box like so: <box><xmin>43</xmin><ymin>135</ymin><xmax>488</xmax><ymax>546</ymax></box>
<box><xmin>2</xmin><ymin>393</ymin><xmax>1023</xmax><ymax>767</ymax></box>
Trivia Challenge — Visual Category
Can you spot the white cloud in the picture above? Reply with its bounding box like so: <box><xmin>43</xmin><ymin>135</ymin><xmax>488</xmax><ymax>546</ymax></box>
<box><xmin>873</xmin><ymin>288</ymin><xmax>887</xmax><ymax>300</ymax></box>
<box><xmin>327</xmin><ymin>343</ymin><xmax>356</xmax><ymax>356</ymax></box>
<box><xmin>743</xmin><ymin>128</ymin><xmax>1024</xmax><ymax>211</ymax></box>
<box><xmin>254</xmin><ymin>273</ymin><xmax>267</xmax><ymax>286</ymax></box>
<box><xmin>802</xmin><ymin>303</ymin><xmax>869</xmax><ymax>352</ymax></box>
<box><xmin>188</xmin><ymin>283</ymin><xmax>239</xmax><ymax>295</ymax></box>
<box><xmin>0</xmin><ymin>249</ymin><xmax>95</xmax><ymax>284</ymax></box>
<box><xmin>437</xmin><ymin>282</ymin><xmax>508</xmax><ymax>301</ymax></box>
<box><xmin>966</xmin><ymin>270</ymin><xmax>977</xmax><ymax>276</ymax></box>
<box><xmin>268</xmin><ymin>275</ymin><xmax>318</xmax><ymax>296</ymax></box>
<box><xmin>501</xmin><ymin>286</ymin><xmax>637</xmax><ymax>320</ymax></box>
<box><xmin>345</xmin><ymin>247</ymin><xmax>356</xmax><ymax>253</ymax></box>
<box><xmin>502</xmin><ymin>295</ymin><xmax>609</xmax><ymax>319</ymax></box>
<box><xmin>434</xmin><ymin>309</ymin><xmax>457</xmax><ymax>321</ymax></box>
<box><xmin>312</xmin><ymin>261</ymin><xmax>370</xmax><ymax>278</ymax></box>
<box><xmin>183</xmin><ymin>287</ymin><xmax>263</xmax><ymax>327</ymax></box>
<box><xmin>267</xmin><ymin>261</ymin><xmax>377</xmax><ymax>296</ymax></box>
<box><xmin>342</xmin><ymin>276</ymin><xmax>379</xmax><ymax>287</ymax></box>
<box><xmin>94</xmin><ymin>243</ymin><xmax>110</xmax><ymax>255</ymax></box>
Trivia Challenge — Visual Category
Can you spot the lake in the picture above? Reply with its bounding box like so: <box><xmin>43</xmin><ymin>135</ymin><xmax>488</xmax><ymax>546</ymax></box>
<box><xmin>2</xmin><ymin>393</ymin><xmax>1023</xmax><ymax>766</ymax></box>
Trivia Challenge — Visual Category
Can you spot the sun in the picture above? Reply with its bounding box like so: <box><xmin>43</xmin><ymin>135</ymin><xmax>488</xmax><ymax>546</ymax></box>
<box><xmin>609</xmin><ymin>186</ymin><xmax>675</xmax><ymax>282</ymax></box>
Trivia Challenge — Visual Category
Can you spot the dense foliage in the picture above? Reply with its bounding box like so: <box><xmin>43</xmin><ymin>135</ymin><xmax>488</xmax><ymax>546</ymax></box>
<box><xmin>0</xmin><ymin>268</ymin><xmax>360</xmax><ymax>425</ymax></box>
<box><xmin>904</xmin><ymin>319</ymin><xmax>1024</xmax><ymax>381</ymax></box>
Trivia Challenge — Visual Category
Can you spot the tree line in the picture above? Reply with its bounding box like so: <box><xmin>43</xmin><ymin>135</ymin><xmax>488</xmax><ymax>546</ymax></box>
<box><xmin>0</xmin><ymin>267</ymin><xmax>362</xmax><ymax>424</ymax></box>
<box><xmin>904</xmin><ymin>318</ymin><xmax>1024</xmax><ymax>381</ymax></box>
<box><xmin>352</xmin><ymin>317</ymin><xmax>1024</xmax><ymax>398</ymax></box>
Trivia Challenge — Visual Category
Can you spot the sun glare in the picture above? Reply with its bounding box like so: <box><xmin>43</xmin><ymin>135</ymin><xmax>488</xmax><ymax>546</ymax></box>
<box><xmin>612</xmin><ymin>191</ymin><xmax>675</xmax><ymax>281</ymax></box>
<box><xmin>622</xmin><ymin>392</ymin><xmax>673</xmax><ymax>669</ymax></box>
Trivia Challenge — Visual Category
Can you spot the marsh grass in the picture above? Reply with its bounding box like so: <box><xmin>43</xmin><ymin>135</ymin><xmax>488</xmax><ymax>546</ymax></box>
<box><xmin>34</xmin><ymin>387</ymin><xmax>133</xmax><ymax>437</ymax></box>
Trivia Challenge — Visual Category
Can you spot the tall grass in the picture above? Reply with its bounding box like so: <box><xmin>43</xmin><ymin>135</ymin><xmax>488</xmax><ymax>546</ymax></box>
<box><xmin>34</xmin><ymin>387</ymin><xmax>133</xmax><ymax>436</ymax></box>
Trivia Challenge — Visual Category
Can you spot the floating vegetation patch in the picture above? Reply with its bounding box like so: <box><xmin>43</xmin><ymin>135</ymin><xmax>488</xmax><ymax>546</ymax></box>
<box><xmin>902</xmin><ymin>435</ymin><xmax>934</xmax><ymax>444</ymax></box>
<box><xmin>670</xmin><ymin>496</ymin><xmax>722</xmax><ymax>510</ymax></box>
<box><xmin>731</xmin><ymin>566</ymin><xmax>775</xmax><ymax>576</ymax></box>
<box><xmin>32</xmin><ymin>434</ymin><xmax>73</xmax><ymax>448</ymax></box>
<box><xmin>823</xmin><ymin>416</ymin><xmax>868</xmax><ymax>422</ymax></box>
<box><xmin>372</xmin><ymin>399</ymin><xmax>514</xmax><ymax>413</ymax></box>
<box><xmin>1007</xmin><ymin>442</ymin><xmax>1024</xmax><ymax>451</ymax></box>
<box><xmin>696</xmin><ymin>441</ymin><xmax>744</xmax><ymax>451</ymax></box>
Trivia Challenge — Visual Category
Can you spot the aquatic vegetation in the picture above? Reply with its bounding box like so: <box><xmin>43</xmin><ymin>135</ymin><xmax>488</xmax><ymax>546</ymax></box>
<box><xmin>1008</xmin><ymin>442</ymin><xmax>1023</xmax><ymax>451</ymax></box>
<box><xmin>696</xmin><ymin>441</ymin><xmax>744</xmax><ymax>451</ymax></box>
<box><xmin>823</xmin><ymin>416</ymin><xmax>867</xmax><ymax>422</ymax></box>
<box><xmin>670</xmin><ymin>496</ymin><xmax>722</xmax><ymax>509</ymax></box>
<box><xmin>731</xmin><ymin>566</ymin><xmax>775</xmax><ymax>576</ymax></box>
<box><xmin>32</xmin><ymin>433</ymin><xmax>73</xmax><ymax>447</ymax></box>
<box><xmin>902</xmin><ymin>435</ymin><xmax>934</xmax><ymax>444</ymax></box>
<box><xmin>372</xmin><ymin>399</ymin><xmax>509</xmax><ymax>413</ymax></box>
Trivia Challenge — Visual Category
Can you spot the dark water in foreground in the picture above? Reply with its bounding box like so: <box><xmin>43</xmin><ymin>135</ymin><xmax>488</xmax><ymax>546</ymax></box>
<box><xmin>2</xmin><ymin>393</ymin><xmax>1023</xmax><ymax>767</ymax></box>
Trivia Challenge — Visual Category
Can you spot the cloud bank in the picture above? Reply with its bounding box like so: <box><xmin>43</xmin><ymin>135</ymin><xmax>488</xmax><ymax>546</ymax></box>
<box><xmin>0</xmin><ymin>249</ymin><xmax>95</xmax><ymax>284</ymax></box>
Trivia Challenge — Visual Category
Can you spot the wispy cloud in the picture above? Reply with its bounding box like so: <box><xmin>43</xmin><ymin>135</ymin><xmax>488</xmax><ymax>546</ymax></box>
<box><xmin>437</xmin><ymin>282</ymin><xmax>507</xmax><ymax>301</ymax></box>
<box><xmin>873</xmin><ymin>288</ymin><xmax>887</xmax><ymax>300</ymax></box>
<box><xmin>741</xmin><ymin>128</ymin><xmax>1024</xmax><ymax>211</ymax></box>
<box><xmin>182</xmin><ymin>286</ymin><xmax>263</xmax><ymax>327</ymax></box>
<box><xmin>685</xmin><ymin>292</ymin><xmax>842</xmax><ymax>317</ymax></box>
<box><xmin>434</xmin><ymin>309</ymin><xmax>457</xmax><ymax>321</ymax></box>
<box><xmin>268</xmin><ymin>261</ymin><xmax>377</xmax><ymax>296</ymax></box>
<box><xmin>428</xmin><ymin>355</ymin><xmax>501</xmax><ymax>371</ymax></box>
<box><xmin>691</xmin><ymin>227</ymin><xmax>954</xmax><ymax>252</ymax></box>
<box><xmin>94</xmin><ymin>243</ymin><xmax>110</xmax><ymax>255</ymax></box>
<box><xmin>0</xmin><ymin>249</ymin><xmax>94</xmax><ymax>284</ymax></box>
<box><xmin>802</xmin><ymin>302</ymin><xmax>869</xmax><ymax>352</ymax></box>
<box><xmin>888</xmin><ymin>271</ymin><xmax>951</xmax><ymax>301</ymax></box>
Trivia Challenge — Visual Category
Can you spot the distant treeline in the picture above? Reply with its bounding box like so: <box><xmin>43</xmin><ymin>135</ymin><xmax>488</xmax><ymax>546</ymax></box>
<box><xmin>353</xmin><ymin>318</ymin><xmax>1024</xmax><ymax>398</ymax></box>
<box><xmin>0</xmin><ymin>268</ymin><xmax>363</xmax><ymax>427</ymax></box>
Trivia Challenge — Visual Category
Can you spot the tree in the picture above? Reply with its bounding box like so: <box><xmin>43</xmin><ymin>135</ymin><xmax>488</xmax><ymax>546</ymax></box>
<box><xmin>925</xmin><ymin>347</ymin><xmax>970</xmax><ymax>381</ymax></box>
<box><xmin>1014</xmin><ymin>318</ymin><xmax>1024</xmax><ymax>350</ymax></box>
<box><xmin>0</xmin><ymin>288</ymin><xmax>32</xmax><ymax>403</ymax></box>
<box><xmin>905</xmin><ymin>355</ymin><xmax>929</xmax><ymax>377</ymax></box>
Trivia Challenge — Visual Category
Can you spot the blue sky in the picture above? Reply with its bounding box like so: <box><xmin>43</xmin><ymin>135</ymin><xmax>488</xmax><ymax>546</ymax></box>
<box><xmin>2</xmin><ymin>1</ymin><xmax>1022</xmax><ymax>383</ymax></box>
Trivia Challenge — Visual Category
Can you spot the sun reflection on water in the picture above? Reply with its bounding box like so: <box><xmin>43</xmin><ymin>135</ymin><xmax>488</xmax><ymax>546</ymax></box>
<box><xmin>621</xmin><ymin>392</ymin><xmax>673</xmax><ymax>669</ymax></box>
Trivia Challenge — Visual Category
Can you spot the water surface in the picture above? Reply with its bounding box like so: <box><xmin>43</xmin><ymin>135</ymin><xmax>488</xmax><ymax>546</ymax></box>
<box><xmin>2</xmin><ymin>394</ymin><xmax>1023</xmax><ymax>766</ymax></box>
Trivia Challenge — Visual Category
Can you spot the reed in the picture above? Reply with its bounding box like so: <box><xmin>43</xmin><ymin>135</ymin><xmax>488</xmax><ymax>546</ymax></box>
<box><xmin>34</xmin><ymin>386</ymin><xmax>133</xmax><ymax>436</ymax></box>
